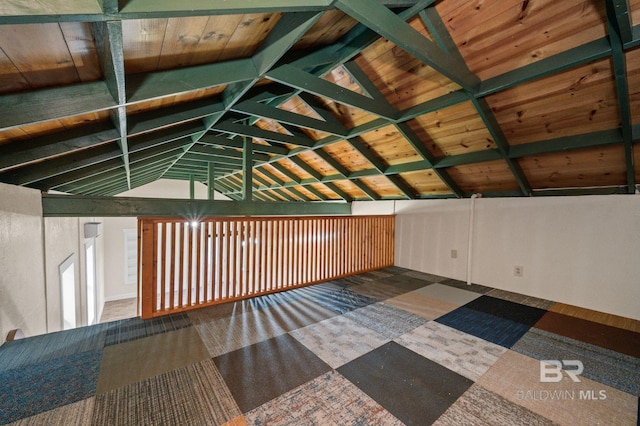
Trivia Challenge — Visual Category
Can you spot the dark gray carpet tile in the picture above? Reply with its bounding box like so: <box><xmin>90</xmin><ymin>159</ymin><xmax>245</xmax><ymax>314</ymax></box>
<box><xmin>486</xmin><ymin>288</ymin><xmax>556</xmax><ymax>310</ymax></box>
<box><xmin>334</xmin><ymin>275</ymin><xmax>373</xmax><ymax>287</ymax></box>
<box><xmin>258</xmin><ymin>296</ymin><xmax>338</xmax><ymax>333</ymax></box>
<box><xmin>343</xmin><ymin>302</ymin><xmax>429</xmax><ymax>339</ymax></box>
<box><xmin>93</xmin><ymin>359</ymin><xmax>241</xmax><ymax>426</ymax></box>
<box><xmin>439</xmin><ymin>278</ymin><xmax>492</xmax><ymax>294</ymax></box>
<box><xmin>0</xmin><ymin>350</ymin><xmax>101</xmax><ymax>424</ymax></box>
<box><xmin>464</xmin><ymin>295</ymin><xmax>547</xmax><ymax>326</ymax></box>
<box><xmin>338</xmin><ymin>341</ymin><xmax>473</xmax><ymax>426</ymax></box>
<box><xmin>104</xmin><ymin>313</ymin><xmax>192</xmax><ymax>346</ymax></box>
<box><xmin>381</xmin><ymin>266</ymin><xmax>412</xmax><ymax>275</ymax></box>
<box><xmin>402</xmin><ymin>270</ymin><xmax>449</xmax><ymax>283</ymax></box>
<box><xmin>359</xmin><ymin>269</ymin><xmax>395</xmax><ymax>280</ymax></box>
<box><xmin>0</xmin><ymin>324</ymin><xmax>109</xmax><ymax>371</ymax></box>
<box><xmin>378</xmin><ymin>274</ymin><xmax>432</xmax><ymax>292</ymax></box>
<box><xmin>213</xmin><ymin>334</ymin><xmax>332</xmax><ymax>413</ymax></box>
<box><xmin>187</xmin><ymin>299</ymin><xmax>259</xmax><ymax>324</ymax></box>
<box><xmin>295</xmin><ymin>286</ymin><xmax>378</xmax><ymax>314</ymax></box>
<box><xmin>511</xmin><ymin>327</ymin><xmax>640</xmax><ymax>396</ymax></box>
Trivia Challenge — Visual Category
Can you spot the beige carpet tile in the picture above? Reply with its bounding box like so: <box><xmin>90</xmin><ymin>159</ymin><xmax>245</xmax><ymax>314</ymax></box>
<box><xmin>289</xmin><ymin>314</ymin><xmax>389</xmax><ymax>369</ymax></box>
<box><xmin>245</xmin><ymin>371</ymin><xmax>403</xmax><ymax>426</ymax></box>
<box><xmin>99</xmin><ymin>298</ymin><xmax>137</xmax><ymax>323</ymax></box>
<box><xmin>385</xmin><ymin>291</ymin><xmax>459</xmax><ymax>320</ymax></box>
<box><xmin>96</xmin><ymin>326</ymin><xmax>210</xmax><ymax>394</ymax></box>
<box><xmin>414</xmin><ymin>283</ymin><xmax>483</xmax><ymax>306</ymax></box>
<box><xmin>93</xmin><ymin>359</ymin><xmax>241</xmax><ymax>426</ymax></box>
<box><xmin>476</xmin><ymin>350</ymin><xmax>638</xmax><ymax>426</ymax></box>
<box><xmin>348</xmin><ymin>280</ymin><xmax>417</xmax><ymax>300</ymax></box>
<box><xmin>432</xmin><ymin>384</ymin><xmax>555</xmax><ymax>426</ymax></box>
<box><xmin>396</xmin><ymin>321</ymin><xmax>506</xmax><ymax>381</ymax></box>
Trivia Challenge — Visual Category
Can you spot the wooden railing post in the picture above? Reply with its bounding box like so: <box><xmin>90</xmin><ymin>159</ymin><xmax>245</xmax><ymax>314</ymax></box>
<box><xmin>140</xmin><ymin>219</ymin><xmax>157</xmax><ymax>319</ymax></box>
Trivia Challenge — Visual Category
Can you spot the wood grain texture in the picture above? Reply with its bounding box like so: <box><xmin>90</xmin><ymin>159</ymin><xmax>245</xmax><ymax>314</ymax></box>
<box><xmin>323</xmin><ymin>141</ymin><xmax>372</xmax><ymax>172</ymax></box>
<box><xmin>358</xmin><ymin>124</ymin><xmax>423</xmax><ymax>166</ymax></box>
<box><xmin>399</xmin><ymin>170</ymin><xmax>450</xmax><ymax>195</ymax></box>
<box><xmin>487</xmin><ymin>58</ymin><xmax>619</xmax><ymax>146</ymax></box>
<box><xmin>438</xmin><ymin>0</ymin><xmax>608</xmax><ymax>80</ymax></box>
<box><xmin>407</xmin><ymin>101</ymin><xmax>497</xmax><ymax>157</ymax></box>
<box><xmin>445</xmin><ymin>159</ymin><xmax>520</xmax><ymax>193</ymax></box>
<box><xmin>518</xmin><ymin>144</ymin><xmax>627</xmax><ymax>189</ymax></box>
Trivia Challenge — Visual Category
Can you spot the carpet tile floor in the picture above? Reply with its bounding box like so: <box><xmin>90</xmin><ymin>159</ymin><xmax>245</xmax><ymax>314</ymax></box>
<box><xmin>1</xmin><ymin>266</ymin><xmax>639</xmax><ymax>425</ymax></box>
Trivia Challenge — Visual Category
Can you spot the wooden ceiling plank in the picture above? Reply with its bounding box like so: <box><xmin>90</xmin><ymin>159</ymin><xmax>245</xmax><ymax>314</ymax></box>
<box><xmin>336</xmin><ymin>0</ymin><xmax>478</xmax><ymax>90</ymax></box>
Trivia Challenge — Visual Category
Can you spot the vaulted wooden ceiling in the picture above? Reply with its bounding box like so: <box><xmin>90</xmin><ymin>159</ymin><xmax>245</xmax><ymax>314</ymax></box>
<box><xmin>0</xmin><ymin>0</ymin><xmax>639</xmax><ymax>208</ymax></box>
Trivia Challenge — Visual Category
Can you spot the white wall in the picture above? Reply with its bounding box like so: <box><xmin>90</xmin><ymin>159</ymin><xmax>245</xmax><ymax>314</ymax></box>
<box><xmin>102</xmin><ymin>179</ymin><xmax>230</xmax><ymax>300</ymax></box>
<box><xmin>378</xmin><ymin>195</ymin><xmax>640</xmax><ymax>321</ymax></box>
<box><xmin>0</xmin><ymin>184</ymin><xmax>47</xmax><ymax>343</ymax></box>
<box><xmin>43</xmin><ymin>217</ymin><xmax>104</xmax><ymax>332</ymax></box>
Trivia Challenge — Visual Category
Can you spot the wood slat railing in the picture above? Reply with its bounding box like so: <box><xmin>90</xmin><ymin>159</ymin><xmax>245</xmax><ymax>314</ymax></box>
<box><xmin>138</xmin><ymin>215</ymin><xmax>394</xmax><ymax>318</ymax></box>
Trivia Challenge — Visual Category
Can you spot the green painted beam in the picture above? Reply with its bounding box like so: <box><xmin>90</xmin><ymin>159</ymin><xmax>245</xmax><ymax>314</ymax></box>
<box><xmin>118</xmin><ymin>0</ymin><xmax>334</xmax><ymax>16</ymax></box>
<box><xmin>128</xmin><ymin>98</ymin><xmax>225</xmax><ymax>136</ymax></box>
<box><xmin>606</xmin><ymin>0</ymin><xmax>636</xmax><ymax>193</ymax></box>
<box><xmin>478</xmin><ymin>38</ymin><xmax>612</xmax><ymax>97</ymax></box>
<box><xmin>336</xmin><ymin>0</ymin><xmax>478</xmax><ymax>90</ymax></box>
<box><xmin>608</xmin><ymin>0</ymin><xmax>633</xmax><ymax>44</ymax></box>
<box><xmin>266</xmin><ymin>64</ymin><xmax>399</xmax><ymax>120</ymax></box>
<box><xmin>0</xmin><ymin>122</ymin><xmax>120</xmax><ymax>172</ymax></box>
<box><xmin>397</xmin><ymin>90</ymin><xmax>468</xmax><ymax>122</ymax></box>
<box><xmin>342</xmin><ymin>60</ymin><xmax>390</xmax><ymax>104</ymax></box>
<box><xmin>243</xmin><ymin>137</ymin><xmax>253</xmax><ymax>201</ymax></box>
<box><xmin>531</xmin><ymin>186</ymin><xmax>630</xmax><ymax>197</ymax></box>
<box><xmin>508</xmin><ymin>129</ymin><xmax>623</xmax><ymax>158</ymax></box>
<box><xmin>351</xmin><ymin>179</ymin><xmax>381</xmax><ymax>200</ymax></box>
<box><xmin>395</xmin><ymin>122</ymin><xmax>463</xmax><ymax>197</ymax></box>
<box><xmin>214</xmin><ymin>119</ymin><xmax>316</xmax><ymax>147</ymax></box>
<box><xmin>198</xmin><ymin>134</ymin><xmax>289</xmax><ymax>155</ymax></box>
<box><xmin>324</xmin><ymin>182</ymin><xmax>354</xmax><ymax>202</ymax></box>
<box><xmin>252</xmin><ymin>11</ymin><xmax>323</xmax><ymax>74</ymax></box>
<box><xmin>42</xmin><ymin>194</ymin><xmax>352</xmax><ymax>217</ymax></box>
<box><xmin>0</xmin><ymin>81</ymin><xmax>115</xmax><ymax>131</ymax></box>
<box><xmin>127</xmin><ymin>59</ymin><xmax>257</xmax><ymax>103</ymax></box>
<box><xmin>470</xmin><ymin>97</ymin><xmax>532</xmax><ymax>196</ymax></box>
<box><xmin>232</xmin><ymin>100</ymin><xmax>350</xmax><ymax>136</ymax></box>
<box><xmin>189</xmin><ymin>144</ymin><xmax>271</xmax><ymax>162</ymax></box>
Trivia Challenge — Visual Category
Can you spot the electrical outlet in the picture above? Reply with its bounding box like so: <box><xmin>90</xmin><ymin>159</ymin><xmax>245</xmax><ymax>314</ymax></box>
<box><xmin>451</xmin><ymin>249</ymin><xmax>458</xmax><ymax>259</ymax></box>
<box><xmin>514</xmin><ymin>265</ymin><xmax>523</xmax><ymax>277</ymax></box>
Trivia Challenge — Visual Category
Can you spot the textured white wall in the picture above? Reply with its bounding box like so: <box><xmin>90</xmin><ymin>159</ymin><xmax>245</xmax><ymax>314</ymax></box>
<box><xmin>103</xmin><ymin>179</ymin><xmax>229</xmax><ymax>300</ymax></box>
<box><xmin>0</xmin><ymin>183</ymin><xmax>47</xmax><ymax>343</ymax></box>
<box><xmin>389</xmin><ymin>195</ymin><xmax>640</xmax><ymax>321</ymax></box>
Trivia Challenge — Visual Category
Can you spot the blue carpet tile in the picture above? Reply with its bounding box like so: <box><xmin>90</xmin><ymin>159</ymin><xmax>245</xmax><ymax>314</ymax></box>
<box><xmin>337</xmin><ymin>341</ymin><xmax>473</xmax><ymax>426</ymax></box>
<box><xmin>463</xmin><ymin>295</ymin><xmax>547</xmax><ymax>325</ymax></box>
<box><xmin>104</xmin><ymin>312</ymin><xmax>192</xmax><ymax>346</ymax></box>
<box><xmin>436</xmin><ymin>306</ymin><xmax>533</xmax><ymax>348</ymax></box>
<box><xmin>511</xmin><ymin>327</ymin><xmax>640</xmax><ymax>396</ymax></box>
<box><xmin>0</xmin><ymin>324</ymin><xmax>109</xmax><ymax>371</ymax></box>
<box><xmin>0</xmin><ymin>350</ymin><xmax>102</xmax><ymax>424</ymax></box>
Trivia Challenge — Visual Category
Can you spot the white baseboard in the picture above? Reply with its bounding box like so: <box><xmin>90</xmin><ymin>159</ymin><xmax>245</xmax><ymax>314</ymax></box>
<box><xmin>104</xmin><ymin>292</ymin><xmax>137</xmax><ymax>302</ymax></box>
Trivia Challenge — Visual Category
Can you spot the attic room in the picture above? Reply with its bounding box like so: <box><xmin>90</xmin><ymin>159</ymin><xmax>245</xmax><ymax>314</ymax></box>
<box><xmin>0</xmin><ymin>0</ymin><xmax>639</xmax><ymax>424</ymax></box>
